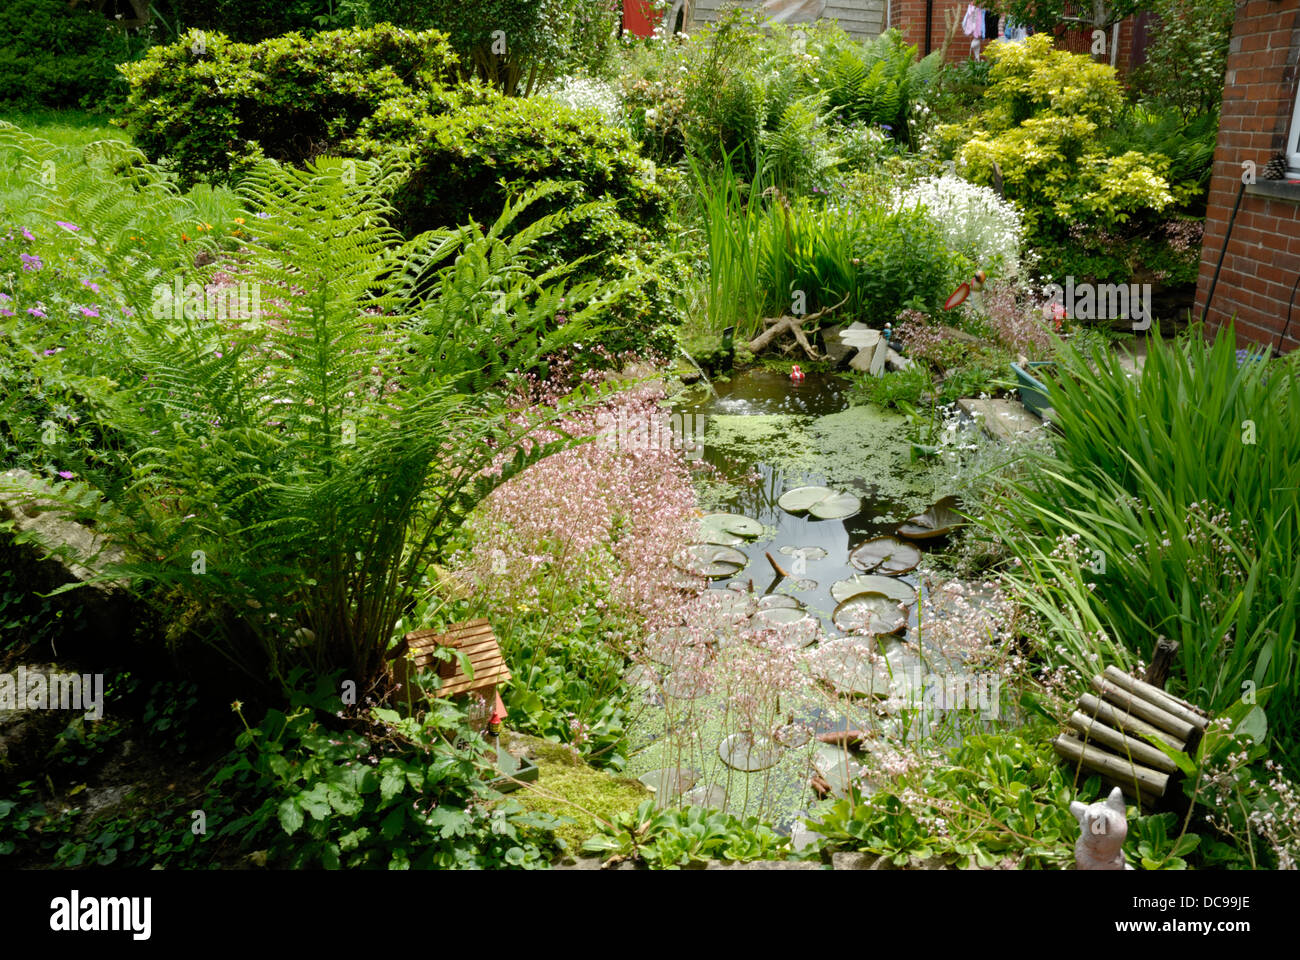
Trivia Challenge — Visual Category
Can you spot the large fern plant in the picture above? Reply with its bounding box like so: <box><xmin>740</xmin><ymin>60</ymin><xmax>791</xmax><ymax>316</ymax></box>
<box><xmin>2</xmin><ymin>142</ymin><xmax>628</xmax><ymax>695</ymax></box>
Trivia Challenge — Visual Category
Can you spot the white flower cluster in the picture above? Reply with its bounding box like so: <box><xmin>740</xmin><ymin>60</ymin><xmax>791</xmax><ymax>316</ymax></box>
<box><xmin>540</xmin><ymin>75</ymin><xmax>624</xmax><ymax>125</ymax></box>
<box><xmin>892</xmin><ymin>174</ymin><xmax>1024</xmax><ymax>278</ymax></box>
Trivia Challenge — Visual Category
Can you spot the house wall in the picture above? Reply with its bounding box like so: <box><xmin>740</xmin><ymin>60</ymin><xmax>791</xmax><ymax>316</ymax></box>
<box><xmin>1194</xmin><ymin>1</ymin><xmax>1300</xmax><ymax>352</ymax></box>
<box><xmin>691</xmin><ymin>0</ymin><xmax>886</xmax><ymax>39</ymax></box>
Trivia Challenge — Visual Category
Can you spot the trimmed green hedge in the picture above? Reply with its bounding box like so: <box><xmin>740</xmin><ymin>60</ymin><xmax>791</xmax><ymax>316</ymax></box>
<box><xmin>118</xmin><ymin>25</ymin><xmax>459</xmax><ymax>186</ymax></box>
<box><xmin>0</xmin><ymin>0</ymin><xmax>148</xmax><ymax>110</ymax></box>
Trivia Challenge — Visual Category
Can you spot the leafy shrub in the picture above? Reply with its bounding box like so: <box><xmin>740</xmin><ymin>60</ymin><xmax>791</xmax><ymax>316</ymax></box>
<box><xmin>209</xmin><ymin>676</ymin><xmax>563</xmax><ymax>869</ymax></box>
<box><xmin>383</xmin><ymin>88</ymin><xmax>679</xmax><ymax>353</ymax></box>
<box><xmin>1134</xmin><ymin>0</ymin><xmax>1234</xmax><ymax>122</ymax></box>
<box><xmin>0</xmin><ymin>132</ymin><xmax>631</xmax><ymax>693</ymax></box>
<box><xmin>365</xmin><ymin>0</ymin><xmax>621</xmax><ymax>95</ymax></box>
<box><xmin>0</xmin><ymin>0</ymin><xmax>151</xmax><ymax>110</ymax></box>
<box><xmin>982</xmin><ymin>328</ymin><xmax>1300</xmax><ymax>766</ymax></box>
<box><xmin>118</xmin><ymin>25</ymin><xmax>460</xmax><ymax>186</ymax></box>
<box><xmin>583</xmin><ymin>799</ymin><xmax>793</xmax><ymax>867</ymax></box>
<box><xmin>935</xmin><ymin>35</ymin><xmax>1189</xmax><ymax>285</ymax></box>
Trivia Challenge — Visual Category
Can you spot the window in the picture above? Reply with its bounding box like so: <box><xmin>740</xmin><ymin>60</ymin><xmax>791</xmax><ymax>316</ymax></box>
<box><xmin>1289</xmin><ymin>77</ymin><xmax>1300</xmax><ymax>176</ymax></box>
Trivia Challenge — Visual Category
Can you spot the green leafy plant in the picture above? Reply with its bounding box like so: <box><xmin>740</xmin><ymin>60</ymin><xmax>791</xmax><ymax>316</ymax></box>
<box><xmin>118</xmin><ymin>25</ymin><xmax>460</xmax><ymax>187</ymax></box>
<box><xmin>982</xmin><ymin>328</ymin><xmax>1300</xmax><ymax>766</ymax></box>
<box><xmin>0</xmin><ymin>140</ymin><xmax>632</xmax><ymax>694</ymax></box>
<box><xmin>583</xmin><ymin>798</ymin><xmax>793</xmax><ymax>868</ymax></box>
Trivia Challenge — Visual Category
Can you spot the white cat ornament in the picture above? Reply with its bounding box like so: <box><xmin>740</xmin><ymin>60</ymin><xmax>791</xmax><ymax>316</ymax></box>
<box><xmin>1070</xmin><ymin>786</ymin><xmax>1134</xmax><ymax>870</ymax></box>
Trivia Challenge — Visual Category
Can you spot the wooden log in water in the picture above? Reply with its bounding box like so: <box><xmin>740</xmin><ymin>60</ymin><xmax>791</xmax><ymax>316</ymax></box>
<box><xmin>1091</xmin><ymin>675</ymin><xmax>1197</xmax><ymax>742</ymax></box>
<box><xmin>1067</xmin><ymin>711</ymin><xmax>1178</xmax><ymax>774</ymax></box>
<box><xmin>1053</xmin><ymin>733</ymin><xmax>1169</xmax><ymax>799</ymax></box>
<box><xmin>1078</xmin><ymin>693</ymin><xmax>1186</xmax><ymax>753</ymax></box>
<box><xmin>1103</xmin><ymin>665</ymin><xmax>1209</xmax><ymax>731</ymax></box>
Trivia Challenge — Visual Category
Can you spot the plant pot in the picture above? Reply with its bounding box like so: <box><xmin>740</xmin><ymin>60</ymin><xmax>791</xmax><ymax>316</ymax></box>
<box><xmin>1011</xmin><ymin>361</ymin><xmax>1055</xmax><ymax>418</ymax></box>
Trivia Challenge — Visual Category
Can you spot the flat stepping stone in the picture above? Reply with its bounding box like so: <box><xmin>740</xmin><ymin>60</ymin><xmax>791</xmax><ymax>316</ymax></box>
<box><xmin>812</xmin><ymin>742</ymin><xmax>860</xmax><ymax>797</ymax></box>
<box><xmin>718</xmin><ymin>732</ymin><xmax>784</xmax><ymax>772</ymax></box>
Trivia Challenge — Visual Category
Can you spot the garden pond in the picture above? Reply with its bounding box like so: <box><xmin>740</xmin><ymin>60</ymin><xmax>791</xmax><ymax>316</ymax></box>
<box><xmin>619</xmin><ymin>368</ymin><xmax>1018</xmax><ymax>833</ymax></box>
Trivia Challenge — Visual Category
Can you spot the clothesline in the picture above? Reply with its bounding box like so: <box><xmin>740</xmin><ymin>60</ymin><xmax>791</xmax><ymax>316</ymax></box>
<box><xmin>962</xmin><ymin>4</ymin><xmax>1032</xmax><ymax>59</ymax></box>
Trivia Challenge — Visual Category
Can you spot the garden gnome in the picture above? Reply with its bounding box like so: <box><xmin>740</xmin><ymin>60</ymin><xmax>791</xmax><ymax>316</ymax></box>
<box><xmin>1070</xmin><ymin>786</ymin><xmax>1134</xmax><ymax>870</ymax></box>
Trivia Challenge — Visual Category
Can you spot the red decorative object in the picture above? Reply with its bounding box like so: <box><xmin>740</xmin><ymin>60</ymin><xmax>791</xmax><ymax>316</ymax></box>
<box><xmin>943</xmin><ymin>282</ymin><xmax>970</xmax><ymax>311</ymax></box>
<box><xmin>791</xmin><ymin>364</ymin><xmax>805</xmax><ymax>383</ymax></box>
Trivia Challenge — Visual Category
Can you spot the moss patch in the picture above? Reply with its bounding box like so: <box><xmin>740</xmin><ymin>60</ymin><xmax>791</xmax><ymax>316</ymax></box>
<box><xmin>510</xmin><ymin>735</ymin><xmax>650</xmax><ymax>855</ymax></box>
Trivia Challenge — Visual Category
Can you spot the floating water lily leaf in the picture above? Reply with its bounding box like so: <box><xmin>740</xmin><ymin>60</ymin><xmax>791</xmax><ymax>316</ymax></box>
<box><xmin>896</xmin><ymin>495</ymin><xmax>963</xmax><ymax>540</ymax></box>
<box><xmin>756</xmin><ymin>594</ymin><xmax>801</xmax><ymax>611</ymax></box>
<box><xmin>778</xmin><ymin>544</ymin><xmax>828</xmax><ymax>561</ymax></box>
<box><xmin>638</xmin><ymin>767</ymin><xmax>698</xmax><ymax>796</ymax></box>
<box><xmin>718</xmin><ymin>732</ymin><xmax>784</xmax><ymax>772</ymax></box>
<box><xmin>831</xmin><ymin>591</ymin><xmax>907</xmax><ymax>635</ymax></box>
<box><xmin>778</xmin><ymin>485</ymin><xmax>861</xmax><ymax>520</ymax></box>
<box><xmin>848</xmin><ymin>536</ymin><xmax>921</xmax><ymax>575</ymax></box>
<box><xmin>810</xmin><ymin>637</ymin><xmax>891</xmax><ymax>697</ymax></box>
<box><xmin>678</xmin><ymin>543</ymin><xmax>747</xmax><ymax>578</ymax></box>
<box><xmin>753</xmin><ymin>606</ymin><xmax>819</xmax><ymax>647</ymax></box>
<box><xmin>808</xmin><ymin>491</ymin><xmax>861</xmax><ymax>520</ymax></box>
<box><xmin>699</xmin><ymin>512</ymin><xmax>763</xmax><ymax>544</ymax></box>
<box><xmin>777</xmin><ymin>486</ymin><xmax>836</xmax><ymax>513</ymax></box>
<box><xmin>681</xmin><ymin>784</ymin><xmax>727</xmax><ymax>809</ymax></box>
<box><xmin>701</xmin><ymin>588</ymin><xmax>755</xmax><ymax>622</ymax></box>
<box><xmin>663</xmin><ymin>669</ymin><xmax>713</xmax><ymax>701</ymax></box>
<box><xmin>830</xmin><ymin>574</ymin><xmax>917</xmax><ymax>605</ymax></box>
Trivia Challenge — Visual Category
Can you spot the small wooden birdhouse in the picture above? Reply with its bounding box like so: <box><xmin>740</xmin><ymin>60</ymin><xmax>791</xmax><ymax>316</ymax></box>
<box><xmin>390</xmin><ymin>619</ymin><xmax>511</xmax><ymax>732</ymax></box>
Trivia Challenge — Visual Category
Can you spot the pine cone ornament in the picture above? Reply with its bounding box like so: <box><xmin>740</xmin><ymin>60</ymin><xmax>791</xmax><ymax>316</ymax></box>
<box><xmin>1263</xmin><ymin>153</ymin><xmax>1288</xmax><ymax>180</ymax></box>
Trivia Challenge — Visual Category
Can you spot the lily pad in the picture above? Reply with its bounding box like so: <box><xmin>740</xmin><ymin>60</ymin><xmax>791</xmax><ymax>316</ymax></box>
<box><xmin>701</xmin><ymin>588</ymin><xmax>756</xmax><ymax>622</ymax></box>
<box><xmin>777</xmin><ymin>486</ymin><xmax>836</xmax><ymax>513</ymax></box>
<box><xmin>662</xmin><ymin>669</ymin><xmax>713</xmax><ymax>700</ymax></box>
<box><xmin>753</xmin><ymin>606</ymin><xmax>820</xmax><ymax>648</ymax></box>
<box><xmin>638</xmin><ymin>767</ymin><xmax>698</xmax><ymax>796</ymax></box>
<box><xmin>681</xmin><ymin>784</ymin><xmax>728</xmax><ymax>809</ymax></box>
<box><xmin>896</xmin><ymin>495</ymin><xmax>964</xmax><ymax>540</ymax></box>
<box><xmin>778</xmin><ymin>544</ymin><xmax>828</xmax><ymax>561</ymax></box>
<box><xmin>831</xmin><ymin>591</ymin><xmax>907</xmax><ymax>635</ymax></box>
<box><xmin>756</xmin><ymin>594</ymin><xmax>801</xmax><ymax>611</ymax></box>
<box><xmin>718</xmin><ymin>732</ymin><xmax>784</xmax><ymax>772</ymax></box>
<box><xmin>830</xmin><ymin>574</ymin><xmax>917</xmax><ymax>605</ymax></box>
<box><xmin>678</xmin><ymin>543</ymin><xmax>748</xmax><ymax>578</ymax></box>
<box><xmin>849</xmin><ymin>536</ymin><xmax>922</xmax><ymax>576</ymax></box>
<box><xmin>808</xmin><ymin>491</ymin><xmax>862</xmax><ymax>521</ymax></box>
<box><xmin>810</xmin><ymin>637</ymin><xmax>892</xmax><ymax>697</ymax></box>
<box><xmin>699</xmin><ymin>512</ymin><xmax>763</xmax><ymax>544</ymax></box>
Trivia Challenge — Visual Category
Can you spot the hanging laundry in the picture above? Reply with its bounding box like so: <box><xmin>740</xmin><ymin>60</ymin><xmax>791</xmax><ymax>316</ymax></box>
<box><xmin>962</xmin><ymin>4</ymin><xmax>982</xmax><ymax>38</ymax></box>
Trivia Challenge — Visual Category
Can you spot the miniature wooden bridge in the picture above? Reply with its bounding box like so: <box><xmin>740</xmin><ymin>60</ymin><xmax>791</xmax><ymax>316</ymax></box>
<box><xmin>1053</xmin><ymin>665</ymin><xmax>1211</xmax><ymax>809</ymax></box>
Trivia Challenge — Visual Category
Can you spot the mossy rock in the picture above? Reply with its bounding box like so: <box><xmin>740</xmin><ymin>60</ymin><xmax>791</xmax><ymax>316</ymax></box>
<box><xmin>508</xmin><ymin>734</ymin><xmax>651</xmax><ymax>856</ymax></box>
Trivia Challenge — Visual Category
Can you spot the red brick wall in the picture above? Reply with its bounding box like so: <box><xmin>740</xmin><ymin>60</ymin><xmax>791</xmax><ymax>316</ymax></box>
<box><xmin>1194</xmin><ymin>1</ymin><xmax>1300</xmax><ymax>353</ymax></box>
<box><xmin>891</xmin><ymin>1</ymin><xmax>1141</xmax><ymax>71</ymax></box>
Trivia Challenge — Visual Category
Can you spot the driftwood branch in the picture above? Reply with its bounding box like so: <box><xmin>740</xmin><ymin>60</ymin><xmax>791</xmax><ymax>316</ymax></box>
<box><xmin>746</xmin><ymin>294</ymin><xmax>850</xmax><ymax>359</ymax></box>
